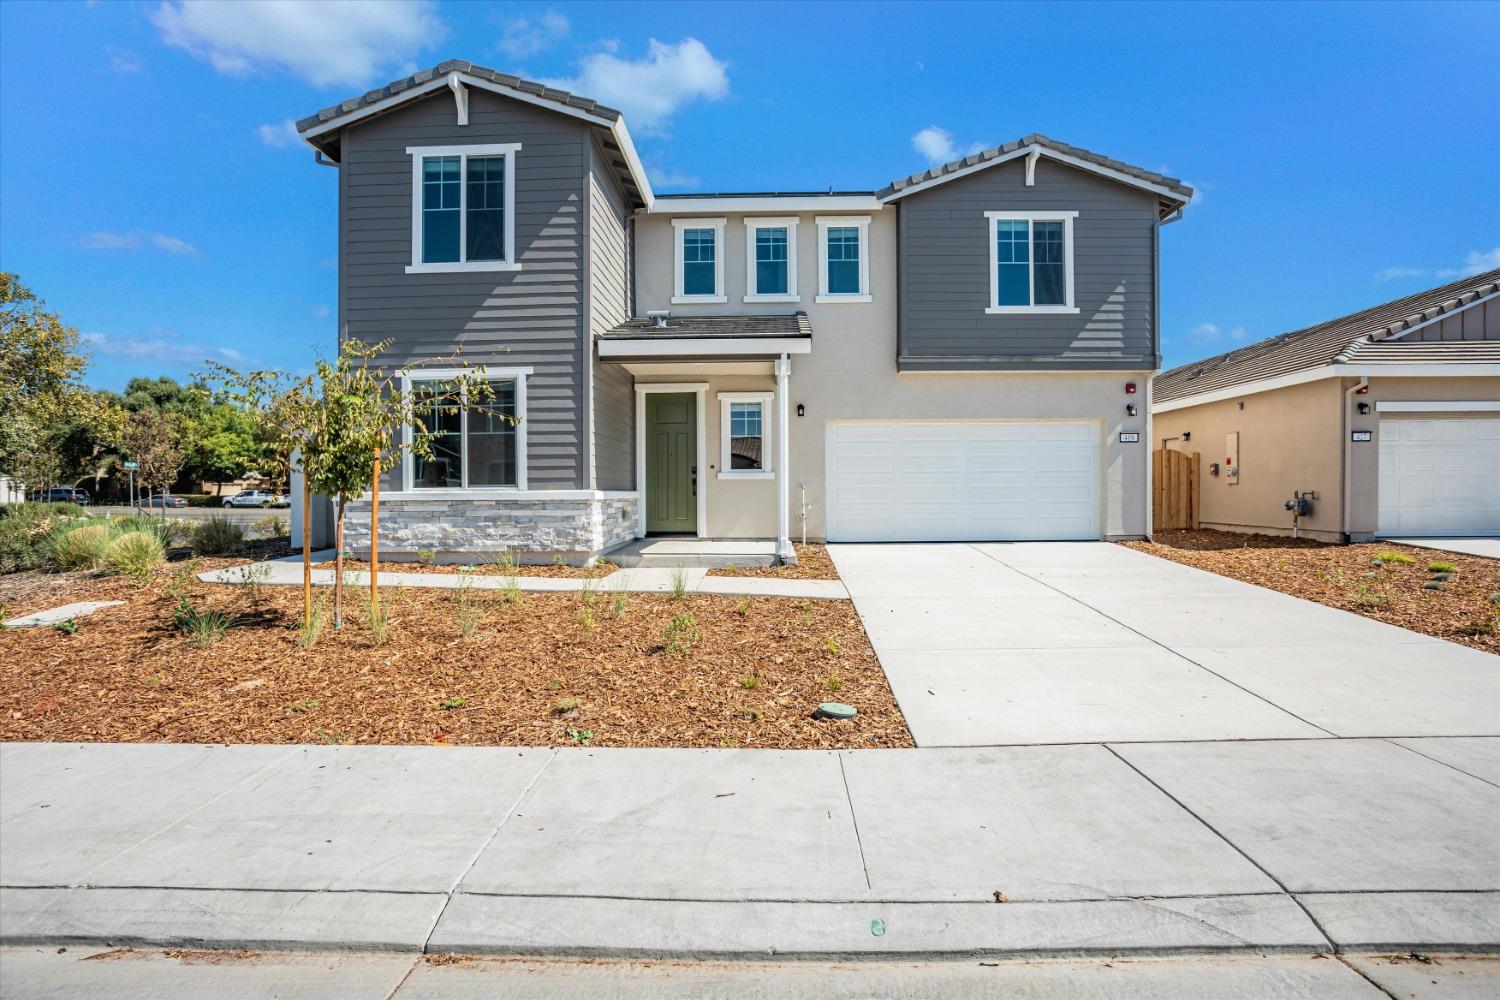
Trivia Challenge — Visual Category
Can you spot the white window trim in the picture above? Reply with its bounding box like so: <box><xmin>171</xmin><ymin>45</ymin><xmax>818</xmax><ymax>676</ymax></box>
<box><xmin>815</xmin><ymin>216</ymin><xmax>871</xmax><ymax>303</ymax></box>
<box><xmin>671</xmin><ymin>217</ymin><xmax>727</xmax><ymax>304</ymax></box>
<box><xmin>743</xmin><ymin>217</ymin><xmax>800</xmax><ymax>303</ymax></box>
<box><xmin>398</xmin><ymin>366</ymin><xmax>530</xmax><ymax>491</ymax></box>
<box><xmin>717</xmin><ymin>391</ymin><xmax>775</xmax><ymax>480</ymax></box>
<box><xmin>405</xmin><ymin>143</ymin><xmax>522</xmax><ymax>274</ymax></box>
<box><xmin>984</xmin><ymin>210</ymin><xmax>1078</xmax><ymax>314</ymax></box>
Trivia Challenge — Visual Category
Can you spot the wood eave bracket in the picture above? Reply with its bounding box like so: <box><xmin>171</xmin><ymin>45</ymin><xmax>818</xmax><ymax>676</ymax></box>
<box><xmin>1025</xmin><ymin>146</ymin><xmax>1041</xmax><ymax>186</ymax></box>
<box><xmin>448</xmin><ymin>73</ymin><xmax>469</xmax><ymax>126</ymax></box>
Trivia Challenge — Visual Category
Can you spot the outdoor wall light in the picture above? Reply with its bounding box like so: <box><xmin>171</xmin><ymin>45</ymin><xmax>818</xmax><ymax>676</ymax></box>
<box><xmin>1357</xmin><ymin>401</ymin><xmax>1372</xmax><ymax>415</ymax></box>
<box><xmin>796</xmin><ymin>403</ymin><xmax>805</xmax><ymax>417</ymax></box>
<box><xmin>1182</xmin><ymin>431</ymin><xmax>1191</xmax><ymax>442</ymax></box>
<box><xmin>1125</xmin><ymin>403</ymin><xmax>1137</xmax><ymax>417</ymax></box>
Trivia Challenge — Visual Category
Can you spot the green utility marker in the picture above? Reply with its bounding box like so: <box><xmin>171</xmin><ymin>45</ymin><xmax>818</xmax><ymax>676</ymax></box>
<box><xmin>819</xmin><ymin>702</ymin><xmax>857</xmax><ymax>719</ymax></box>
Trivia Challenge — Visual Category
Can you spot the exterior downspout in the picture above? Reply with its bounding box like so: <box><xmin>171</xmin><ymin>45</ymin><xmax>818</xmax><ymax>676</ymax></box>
<box><xmin>1341</xmin><ymin>376</ymin><xmax>1369</xmax><ymax>542</ymax></box>
<box><xmin>775</xmin><ymin>353</ymin><xmax>793</xmax><ymax>564</ymax></box>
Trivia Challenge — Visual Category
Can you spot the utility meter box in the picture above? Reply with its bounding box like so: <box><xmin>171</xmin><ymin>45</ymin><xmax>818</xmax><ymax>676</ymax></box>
<box><xmin>1224</xmin><ymin>432</ymin><xmax>1240</xmax><ymax>484</ymax></box>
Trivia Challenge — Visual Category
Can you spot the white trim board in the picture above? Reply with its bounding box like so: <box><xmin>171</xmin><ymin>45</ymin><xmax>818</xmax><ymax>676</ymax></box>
<box><xmin>671</xmin><ymin>217</ymin><xmax>727</xmax><ymax>304</ymax></box>
<box><xmin>599</xmin><ymin>337</ymin><xmax>812</xmax><ymax>358</ymax></box>
<box><xmin>880</xmin><ymin>143</ymin><xmax>1191</xmax><ymax>209</ymax></box>
<box><xmin>1153</xmin><ymin>363</ymin><xmax>1500</xmax><ymax>413</ymax></box>
<box><xmin>648</xmin><ymin>195</ymin><xmax>881</xmax><ymax>214</ymax></box>
<box><xmin>743</xmin><ymin>217</ymin><xmax>800</xmax><ymax>303</ymax></box>
<box><xmin>815</xmin><ymin>215</ymin><xmax>871</xmax><ymax>303</ymax></box>
<box><xmin>405</xmin><ymin>143</ymin><xmax>520</xmax><ymax>274</ymax></box>
<box><xmin>1376</xmin><ymin>400</ymin><xmax>1500</xmax><ymax>412</ymax></box>
<box><xmin>984</xmin><ymin>210</ymin><xmax>1079</xmax><ymax>315</ymax></box>
<box><xmin>717</xmin><ymin>391</ymin><xmax>776</xmax><ymax>480</ymax></box>
<box><xmin>398</xmin><ymin>367</ymin><xmax>530</xmax><ymax>492</ymax></box>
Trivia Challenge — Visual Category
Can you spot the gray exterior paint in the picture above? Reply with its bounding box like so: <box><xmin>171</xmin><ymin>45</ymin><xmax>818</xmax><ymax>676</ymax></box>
<box><xmin>586</xmin><ymin>137</ymin><xmax>635</xmax><ymax>491</ymax></box>
<box><xmin>897</xmin><ymin>157</ymin><xmax>1160</xmax><ymax>372</ymax></box>
<box><xmin>339</xmin><ymin>87</ymin><xmax>591</xmax><ymax>490</ymax></box>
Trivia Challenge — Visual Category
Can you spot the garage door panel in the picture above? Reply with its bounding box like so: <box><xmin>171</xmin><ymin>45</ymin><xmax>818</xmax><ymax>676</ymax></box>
<box><xmin>1378</xmin><ymin>417</ymin><xmax>1500</xmax><ymax>536</ymax></box>
<box><xmin>827</xmin><ymin>421</ymin><xmax>1101</xmax><ymax>542</ymax></box>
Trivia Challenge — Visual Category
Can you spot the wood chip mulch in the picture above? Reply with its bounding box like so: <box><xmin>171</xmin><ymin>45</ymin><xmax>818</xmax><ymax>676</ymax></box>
<box><xmin>1122</xmin><ymin>530</ymin><xmax>1499</xmax><ymax>653</ymax></box>
<box><xmin>0</xmin><ymin>565</ymin><xmax>911</xmax><ymax>749</ymax></box>
<box><xmin>313</xmin><ymin>558</ymin><xmax>618</xmax><ymax>579</ymax></box>
<box><xmin>706</xmin><ymin>544</ymin><xmax>839</xmax><ymax>580</ymax></box>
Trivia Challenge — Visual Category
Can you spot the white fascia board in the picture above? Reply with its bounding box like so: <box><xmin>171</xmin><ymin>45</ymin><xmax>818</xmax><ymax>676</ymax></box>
<box><xmin>1153</xmin><ymin>363</ymin><xmax>1500</xmax><ymax>413</ymax></box>
<box><xmin>1376</xmin><ymin>400</ymin><xmax>1500</xmax><ymax>412</ymax></box>
<box><xmin>649</xmin><ymin>195</ymin><xmax>881</xmax><ymax>214</ymax></box>
<box><xmin>599</xmin><ymin>338</ymin><xmax>813</xmax><ymax>358</ymax></box>
<box><xmin>609</xmin><ymin>118</ymin><xmax>654</xmax><ymax>208</ymax></box>
<box><xmin>880</xmin><ymin>144</ymin><xmax>1190</xmax><ymax>206</ymax></box>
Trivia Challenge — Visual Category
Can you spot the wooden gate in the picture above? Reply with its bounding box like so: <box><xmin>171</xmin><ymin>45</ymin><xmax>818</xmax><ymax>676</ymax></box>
<box><xmin>1153</xmin><ymin>449</ymin><xmax>1199</xmax><ymax>531</ymax></box>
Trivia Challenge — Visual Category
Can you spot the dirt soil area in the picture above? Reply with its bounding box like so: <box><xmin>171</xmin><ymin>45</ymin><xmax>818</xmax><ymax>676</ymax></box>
<box><xmin>707</xmin><ymin>544</ymin><xmax>839</xmax><ymax>580</ymax></box>
<box><xmin>313</xmin><ymin>558</ymin><xmax>618</xmax><ymax>579</ymax></box>
<box><xmin>1123</xmin><ymin>530</ymin><xmax>1499</xmax><ymax>653</ymax></box>
<box><xmin>0</xmin><ymin>564</ymin><xmax>909</xmax><ymax>749</ymax></box>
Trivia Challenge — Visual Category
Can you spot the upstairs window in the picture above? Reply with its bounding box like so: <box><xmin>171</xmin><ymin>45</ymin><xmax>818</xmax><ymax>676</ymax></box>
<box><xmin>406</xmin><ymin>144</ymin><xmax>520</xmax><ymax>274</ymax></box>
<box><xmin>404</xmin><ymin>370</ymin><xmax>530</xmax><ymax>491</ymax></box>
<box><xmin>816</xmin><ymin>216</ymin><xmax>871</xmax><ymax>302</ymax></box>
<box><xmin>744</xmin><ymin>217</ymin><xmax>799</xmax><ymax>302</ymax></box>
<box><xmin>984</xmin><ymin>211</ymin><xmax>1077</xmax><ymax>314</ymax></box>
<box><xmin>673</xmin><ymin>218</ymin><xmax>727</xmax><ymax>303</ymax></box>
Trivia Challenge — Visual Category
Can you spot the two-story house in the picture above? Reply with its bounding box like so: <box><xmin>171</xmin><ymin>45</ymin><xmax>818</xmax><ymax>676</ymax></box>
<box><xmin>295</xmin><ymin>60</ymin><xmax>1193</xmax><ymax>564</ymax></box>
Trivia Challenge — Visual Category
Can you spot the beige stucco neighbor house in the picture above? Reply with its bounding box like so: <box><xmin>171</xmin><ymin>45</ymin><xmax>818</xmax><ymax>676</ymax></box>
<box><xmin>1153</xmin><ymin>270</ymin><xmax>1500</xmax><ymax>542</ymax></box>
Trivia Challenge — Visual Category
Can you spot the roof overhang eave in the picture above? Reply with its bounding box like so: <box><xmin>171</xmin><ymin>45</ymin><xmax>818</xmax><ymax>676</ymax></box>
<box><xmin>598</xmin><ymin>336</ymin><xmax>813</xmax><ymax>359</ymax></box>
<box><xmin>1154</xmin><ymin>361</ymin><xmax>1500</xmax><ymax>413</ymax></box>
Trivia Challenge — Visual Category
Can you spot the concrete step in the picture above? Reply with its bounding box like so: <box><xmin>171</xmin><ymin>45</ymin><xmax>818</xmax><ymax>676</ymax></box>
<box><xmin>606</xmin><ymin>538</ymin><xmax>778</xmax><ymax>569</ymax></box>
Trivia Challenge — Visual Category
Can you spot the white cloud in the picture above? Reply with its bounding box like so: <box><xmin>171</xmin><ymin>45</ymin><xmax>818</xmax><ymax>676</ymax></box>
<box><xmin>647</xmin><ymin>164</ymin><xmax>699</xmax><ymax>189</ymax></box>
<box><xmin>82</xmin><ymin>231</ymin><xmax>200</xmax><ymax>257</ymax></box>
<box><xmin>544</xmin><ymin>38</ymin><xmax>728</xmax><ymax>134</ymax></box>
<box><xmin>499</xmin><ymin>10</ymin><xmax>569</xmax><ymax>59</ymax></box>
<box><xmin>311</xmin><ymin>304</ymin><xmax>331</xmax><ymax>319</ymax></box>
<box><xmin>1376</xmin><ymin>266</ymin><xmax>1427</xmax><ymax>282</ymax></box>
<box><xmin>257</xmin><ymin>118</ymin><xmax>301</xmax><ymax>148</ymax></box>
<box><xmin>150</xmin><ymin>0</ymin><xmax>445</xmax><ymax>88</ymax></box>
<box><xmin>911</xmin><ymin>125</ymin><xmax>988</xmax><ymax>166</ymax></box>
<box><xmin>106</xmin><ymin>46</ymin><xmax>144</xmax><ymax>73</ymax></box>
<box><xmin>1437</xmin><ymin>247</ymin><xmax>1500</xmax><ymax>278</ymax></box>
<box><xmin>1187</xmin><ymin>322</ymin><xmax>1248</xmax><ymax>345</ymax></box>
<box><xmin>83</xmin><ymin>331</ymin><xmax>246</xmax><ymax>366</ymax></box>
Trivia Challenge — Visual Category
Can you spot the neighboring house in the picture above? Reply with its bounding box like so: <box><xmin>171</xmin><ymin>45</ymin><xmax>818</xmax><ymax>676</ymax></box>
<box><xmin>1153</xmin><ymin>271</ymin><xmax>1500</xmax><ymax>542</ymax></box>
<box><xmin>295</xmin><ymin>60</ymin><xmax>1192</xmax><ymax>563</ymax></box>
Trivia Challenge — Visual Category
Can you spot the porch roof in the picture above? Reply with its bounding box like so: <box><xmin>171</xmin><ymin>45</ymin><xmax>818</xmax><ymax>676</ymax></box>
<box><xmin>598</xmin><ymin>313</ymin><xmax>813</xmax><ymax>359</ymax></box>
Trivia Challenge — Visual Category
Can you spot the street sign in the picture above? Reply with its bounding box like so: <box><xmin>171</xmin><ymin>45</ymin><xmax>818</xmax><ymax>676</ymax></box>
<box><xmin>123</xmin><ymin>460</ymin><xmax>140</xmax><ymax>469</ymax></box>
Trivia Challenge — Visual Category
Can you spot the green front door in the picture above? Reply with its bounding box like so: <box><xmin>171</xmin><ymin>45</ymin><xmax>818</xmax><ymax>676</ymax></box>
<box><xmin>645</xmin><ymin>393</ymin><xmax>697</xmax><ymax>534</ymax></box>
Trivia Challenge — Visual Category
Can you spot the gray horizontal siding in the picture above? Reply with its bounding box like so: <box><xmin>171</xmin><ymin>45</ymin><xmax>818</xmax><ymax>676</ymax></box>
<box><xmin>898</xmin><ymin>157</ymin><xmax>1159</xmax><ymax>370</ymax></box>
<box><xmin>587</xmin><ymin>138</ymin><xmax>635</xmax><ymax>491</ymax></box>
<box><xmin>340</xmin><ymin>87</ymin><xmax>590</xmax><ymax>491</ymax></box>
<box><xmin>1408</xmin><ymin>296</ymin><xmax>1499</xmax><ymax>341</ymax></box>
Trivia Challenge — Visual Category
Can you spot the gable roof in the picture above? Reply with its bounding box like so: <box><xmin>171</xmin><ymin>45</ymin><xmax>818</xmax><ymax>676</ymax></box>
<box><xmin>878</xmin><ymin>134</ymin><xmax>1194</xmax><ymax>220</ymax></box>
<box><xmin>296</xmin><ymin>59</ymin><xmax>652</xmax><ymax>209</ymax></box>
<box><xmin>1154</xmin><ymin>269</ymin><xmax>1500</xmax><ymax>405</ymax></box>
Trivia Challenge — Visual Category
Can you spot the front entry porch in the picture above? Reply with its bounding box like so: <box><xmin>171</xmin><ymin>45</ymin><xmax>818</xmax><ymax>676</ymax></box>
<box><xmin>605</xmin><ymin>537</ymin><xmax>778</xmax><ymax>569</ymax></box>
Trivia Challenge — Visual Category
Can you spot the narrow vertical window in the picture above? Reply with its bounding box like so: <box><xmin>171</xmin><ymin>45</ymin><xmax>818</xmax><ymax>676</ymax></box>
<box><xmin>421</xmin><ymin>157</ymin><xmax>461</xmax><ymax>264</ymax></box>
<box><xmin>1032</xmin><ymin>220</ymin><xmax>1065</xmax><ymax>305</ymax></box>
<box><xmin>728</xmin><ymin>401</ymin><xmax>764</xmax><ymax>471</ymax></box>
<box><xmin>466</xmin><ymin>380</ymin><xmax>517</xmax><ymax>486</ymax></box>
<box><xmin>412</xmin><ymin>381</ymin><xmax>462</xmax><ymax>487</ymax></box>
<box><xmin>465</xmin><ymin>156</ymin><xmax>506</xmax><ymax>262</ymax></box>
<box><xmin>995</xmin><ymin>220</ymin><xmax>1030</xmax><ymax>307</ymax></box>
<box><xmin>826</xmin><ymin>227</ymin><xmax>860</xmax><ymax>294</ymax></box>
<box><xmin>682</xmin><ymin>228</ymin><xmax>716</xmax><ymax>295</ymax></box>
<box><xmin>755</xmin><ymin>227</ymin><xmax>788</xmax><ymax>295</ymax></box>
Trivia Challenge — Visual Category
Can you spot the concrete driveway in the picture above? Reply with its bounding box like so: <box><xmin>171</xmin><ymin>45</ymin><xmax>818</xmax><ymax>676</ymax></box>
<box><xmin>830</xmin><ymin>542</ymin><xmax>1500</xmax><ymax>747</ymax></box>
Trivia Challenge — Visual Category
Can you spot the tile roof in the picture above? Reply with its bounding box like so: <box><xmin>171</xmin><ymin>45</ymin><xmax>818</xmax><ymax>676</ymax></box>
<box><xmin>295</xmin><ymin>60</ymin><xmax>621</xmax><ymax>134</ymax></box>
<box><xmin>1154</xmin><ymin>270</ymin><xmax>1500</xmax><ymax>403</ymax></box>
<box><xmin>878</xmin><ymin>133</ymin><xmax>1194</xmax><ymax>210</ymax></box>
<box><xmin>602</xmin><ymin>313</ymin><xmax>813</xmax><ymax>339</ymax></box>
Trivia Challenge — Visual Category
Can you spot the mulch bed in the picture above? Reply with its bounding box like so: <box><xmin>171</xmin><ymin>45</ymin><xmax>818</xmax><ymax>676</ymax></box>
<box><xmin>1123</xmin><ymin>530</ymin><xmax>1499</xmax><ymax>653</ymax></box>
<box><xmin>0</xmin><ymin>565</ymin><xmax>910</xmax><ymax>749</ymax></box>
<box><xmin>707</xmin><ymin>544</ymin><xmax>839</xmax><ymax>580</ymax></box>
<box><xmin>0</xmin><ymin>553</ymin><xmax>269</xmax><ymax>620</ymax></box>
<box><xmin>313</xmin><ymin>558</ymin><xmax>618</xmax><ymax>579</ymax></box>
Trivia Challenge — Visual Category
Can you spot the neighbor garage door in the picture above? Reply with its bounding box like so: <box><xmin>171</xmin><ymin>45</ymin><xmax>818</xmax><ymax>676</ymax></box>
<box><xmin>825</xmin><ymin>421</ymin><xmax>1100</xmax><ymax>542</ymax></box>
<box><xmin>1378</xmin><ymin>416</ymin><xmax>1500</xmax><ymax>536</ymax></box>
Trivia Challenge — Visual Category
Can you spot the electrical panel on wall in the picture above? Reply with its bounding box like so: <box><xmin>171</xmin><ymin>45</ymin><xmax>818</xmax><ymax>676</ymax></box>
<box><xmin>1225</xmin><ymin>431</ymin><xmax>1240</xmax><ymax>484</ymax></box>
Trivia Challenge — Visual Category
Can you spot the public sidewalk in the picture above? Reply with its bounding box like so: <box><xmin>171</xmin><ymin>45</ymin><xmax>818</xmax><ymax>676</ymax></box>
<box><xmin>198</xmin><ymin>551</ymin><xmax>849</xmax><ymax>600</ymax></box>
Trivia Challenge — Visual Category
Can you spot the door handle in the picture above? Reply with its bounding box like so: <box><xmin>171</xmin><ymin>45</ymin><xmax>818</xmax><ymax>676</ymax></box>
<box><xmin>691</xmin><ymin>466</ymin><xmax>697</xmax><ymax>497</ymax></box>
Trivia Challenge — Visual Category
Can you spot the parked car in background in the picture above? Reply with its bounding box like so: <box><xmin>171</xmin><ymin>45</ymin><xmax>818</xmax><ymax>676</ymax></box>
<box><xmin>28</xmin><ymin>487</ymin><xmax>90</xmax><ymax>505</ymax></box>
<box><xmin>138</xmin><ymin>494</ymin><xmax>188</xmax><ymax>509</ymax></box>
<box><xmin>221</xmin><ymin>489</ymin><xmax>287</xmax><ymax>508</ymax></box>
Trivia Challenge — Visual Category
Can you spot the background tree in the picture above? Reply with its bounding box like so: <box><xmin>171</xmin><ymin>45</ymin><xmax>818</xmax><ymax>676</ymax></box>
<box><xmin>121</xmin><ymin>410</ymin><xmax>186</xmax><ymax>512</ymax></box>
<box><xmin>0</xmin><ymin>273</ymin><xmax>90</xmax><ymax>492</ymax></box>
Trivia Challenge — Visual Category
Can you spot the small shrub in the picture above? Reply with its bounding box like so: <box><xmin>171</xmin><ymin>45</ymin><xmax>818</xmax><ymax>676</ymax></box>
<box><xmin>737</xmin><ymin>597</ymin><xmax>750</xmax><ymax>616</ymax></box>
<box><xmin>739</xmin><ymin>673</ymin><xmax>761</xmax><ymax>690</ymax></box>
<box><xmin>1353</xmin><ymin>582</ymin><xmax>1387</xmax><ymax>608</ymax></box>
<box><xmin>1458</xmin><ymin>616</ymin><xmax>1496</xmax><ymax>637</ymax></box>
<box><xmin>416</xmin><ymin>548</ymin><xmax>436</xmax><ymax>566</ymax></box>
<box><xmin>669</xmin><ymin>566</ymin><xmax>689</xmax><ymax>600</ymax></box>
<box><xmin>365</xmin><ymin>592</ymin><xmax>390</xmax><ymax>645</ymax></box>
<box><xmin>172</xmin><ymin>597</ymin><xmax>236</xmax><ymax>647</ymax></box>
<box><xmin>1427</xmin><ymin>562</ymin><xmax>1457</xmax><ymax>574</ymax></box>
<box><xmin>566</xmin><ymin>727</ymin><xmax>593</xmax><ymax>746</ymax></box>
<box><xmin>823</xmin><ymin>674</ymin><xmax>843</xmax><ymax>694</ymax></box>
<box><xmin>298</xmin><ymin>593</ymin><xmax>330</xmax><ymax>650</ymax></box>
<box><xmin>454</xmin><ymin>566</ymin><xmax>480</xmax><ymax>638</ymax></box>
<box><xmin>439</xmin><ymin>695</ymin><xmax>467</xmax><ymax>710</ymax></box>
<box><xmin>252</xmin><ymin>514</ymin><xmax>290</xmax><ymax>539</ymax></box>
<box><xmin>579</xmin><ymin>608</ymin><xmax>597</xmax><ymax>632</ymax></box>
<box><xmin>192</xmin><ymin>515</ymin><xmax>246</xmax><ymax>556</ymax></box>
<box><xmin>554</xmin><ymin>697</ymin><xmax>579</xmax><ymax>714</ymax></box>
<box><xmin>105</xmin><ymin>530</ymin><xmax>166</xmax><ymax>584</ymax></box>
<box><xmin>163</xmin><ymin>558</ymin><xmax>202</xmax><ymax>604</ymax></box>
<box><xmin>1373</xmin><ymin>551</ymin><xmax>1415</xmax><ymax>565</ymax></box>
<box><xmin>315</xmin><ymin>729</ymin><xmax>345</xmax><ymax>745</ymax></box>
<box><xmin>665</xmin><ymin>612</ymin><xmax>700</xmax><ymax>655</ymax></box>
<box><xmin>609</xmin><ymin>588</ymin><xmax>628</xmax><ymax>619</ymax></box>
<box><xmin>288</xmin><ymin>698</ymin><xmax>320</xmax><ymax>713</ymax></box>
<box><xmin>824</xmin><ymin>636</ymin><xmax>840</xmax><ymax>655</ymax></box>
<box><xmin>0</xmin><ymin>504</ymin><xmax>88</xmax><ymax>572</ymax></box>
<box><xmin>580</xmin><ymin>580</ymin><xmax>597</xmax><ymax>607</ymax></box>
<box><xmin>52</xmin><ymin>524</ymin><xmax>112</xmax><ymax>569</ymax></box>
<box><xmin>51</xmin><ymin>618</ymin><xmax>80</xmax><ymax>635</ymax></box>
<box><xmin>800</xmin><ymin>599</ymin><xmax>814</xmax><ymax>626</ymax></box>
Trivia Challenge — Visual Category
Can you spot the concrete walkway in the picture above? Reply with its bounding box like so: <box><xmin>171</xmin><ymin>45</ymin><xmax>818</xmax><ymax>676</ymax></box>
<box><xmin>1385</xmin><ymin>536</ymin><xmax>1500</xmax><ymax>559</ymax></box>
<box><xmin>2</xmin><ymin>739</ymin><xmax>1496</xmax><ymax>959</ymax></box>
<box><xmin>198</xmin><ymin>551</ymin><xmax>848</xmax><ymax>601</ymax></box>
<box><xmin>830</xmin><ymin>542</ymin><xmax>1500</xmax><ymax>746</ymax></box>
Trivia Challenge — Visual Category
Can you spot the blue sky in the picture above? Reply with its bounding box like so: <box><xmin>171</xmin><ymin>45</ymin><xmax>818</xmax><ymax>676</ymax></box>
<box><xmin>2</xmin><ymin>0</ymin><xmax>1496</xmax><ymax>390</ymax></box>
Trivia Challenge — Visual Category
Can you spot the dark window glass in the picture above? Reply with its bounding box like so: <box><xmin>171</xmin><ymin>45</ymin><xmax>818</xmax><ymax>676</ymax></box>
<box><xmin>729</xmin><ymin>402</ymin><xmax>763</xmax><ymax>470</ymax></box>
<box><xmin>467</xmin><ymin>380</ymin><xmax>518</xmax><ymax>487</ymax></box>
<box><xmin>996</xmin><ymin>220</ymin><xmax>1030</xmax><ymax>306</ymax></box>
<box><xmin>755</xmin><ymin>227</ymin><xmax>788</xmax><ymax>294</ymax></box>
<box><xmin>412</xmin><ymin>381</ymin><xmax>462</xmax><ymax>487</ymax></box>
<box><xmin>683</xmin><ymin>228</ymin><xmax>716</xmax><ymax>295</ymax></box>
<box><xmin>465</xmin><ymin>156</ymin><xmax>506</xmax><ymax>262</ymax></box>
<box><xmin>421</xmin><ymin>157</ymin><xmax>461</xmax><ymax>263</ymax></box>
<box><xmin>826</xmin><ymin>226</ymin><xmax>860</xmax><ymax>294</ymax></box>
<box><xmin>1033</xmin><ymin>220</ymin><xmax>1065</xmax><ymax>305</ymax></box>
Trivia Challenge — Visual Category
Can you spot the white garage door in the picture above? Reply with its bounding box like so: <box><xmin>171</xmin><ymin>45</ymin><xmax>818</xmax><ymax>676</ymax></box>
<box><xmin>826</xmin><ymin>421</ymin><xmax>1100</xmax><ymax>542</ymax></box>
<box><xmin>1378</xmin><ymin>417</ymin><xmax>1500</xmax><ymax>536</ymax></box>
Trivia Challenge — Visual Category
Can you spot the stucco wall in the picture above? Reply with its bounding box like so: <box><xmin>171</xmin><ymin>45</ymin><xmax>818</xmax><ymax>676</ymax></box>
<box><xmin>632</xmin><ymin>209</ymin><xmax>1152</xmax><ymax>540</ymax></box>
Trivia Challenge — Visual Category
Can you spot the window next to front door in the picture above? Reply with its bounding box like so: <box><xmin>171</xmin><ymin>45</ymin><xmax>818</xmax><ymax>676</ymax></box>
<box><xmin>984</xmin><ymin>210</ymin><xmax>1078</xmax><ymax>314</ymax></box>
<box><xmin>406</xmin><ymin>144</ymin><xmax>520</xmax><ymax>274</ymax></box>
<box><xmin>717</xmin><ymin>392</ymin><xmax>774</xmax><ymax>480</ymax></box>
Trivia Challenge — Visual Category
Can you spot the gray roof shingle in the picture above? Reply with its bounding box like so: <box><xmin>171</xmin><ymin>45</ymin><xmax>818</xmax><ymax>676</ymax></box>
<box><xmin>1154</xmin><ymin>270</ymin><xmax>1500</xmax><ymax>403</ymax></box>
<box><xmin>602</xmin><ymin>313</ymin><xmax>813</xmax><ymax>339</ymax></box>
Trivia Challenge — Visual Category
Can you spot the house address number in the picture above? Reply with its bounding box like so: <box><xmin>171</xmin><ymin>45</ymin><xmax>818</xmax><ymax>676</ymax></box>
<box><xmin>1119</xmin><ymin>432</ymin><xmax>1141</xmax><ymax>443</ymax></box>
<box><xmin>1350</xmin><ymin>430</ymin><xmax>1373</xmax><ymax>442</ymax></box>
